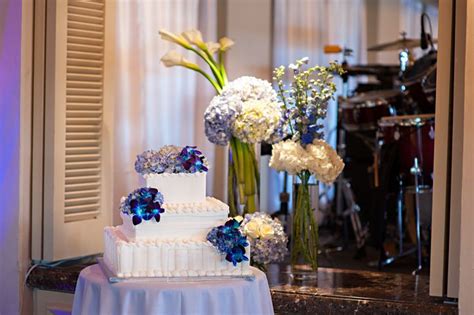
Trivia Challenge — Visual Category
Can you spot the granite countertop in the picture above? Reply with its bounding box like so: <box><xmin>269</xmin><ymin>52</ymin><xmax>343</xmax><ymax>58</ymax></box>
<box><xmin>26</xmin><ymin>260</ymin><xmax>458</xmax><ymax>314</ymax></box>
<box><xmin>266</xmin><ymin>264</ymin><xmax>457</xmax><ymax>314</ymax></box>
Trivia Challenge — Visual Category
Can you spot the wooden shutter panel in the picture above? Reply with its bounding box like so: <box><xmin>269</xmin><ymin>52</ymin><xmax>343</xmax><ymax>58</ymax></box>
<box><xmin>64</xmin><ymin>0</ymin><xmax>105</xmax><ymax>222</ymax></box>
<box><xmin>32</xmin><ymin>0</ymin><xmax>112</xmax><ymax>261</ymax></box>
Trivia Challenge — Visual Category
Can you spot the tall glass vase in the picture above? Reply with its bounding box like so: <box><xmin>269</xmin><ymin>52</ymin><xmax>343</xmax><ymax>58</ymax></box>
<box><xmin>228</xmin><ymin>137</ymin><xmax>260</xmax><ymax>216</ymax></box>
<box><xmin>291</xmin><ymin>170</ymin><xmax>319</xmax><ymax>279</ymax></box>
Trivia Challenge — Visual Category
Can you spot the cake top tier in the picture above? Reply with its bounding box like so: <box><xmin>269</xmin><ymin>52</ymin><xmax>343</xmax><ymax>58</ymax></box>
<box><xmin>135</xmin><ymin>145</ymin><xmax>209</xmax><ymax>175</ymax></box>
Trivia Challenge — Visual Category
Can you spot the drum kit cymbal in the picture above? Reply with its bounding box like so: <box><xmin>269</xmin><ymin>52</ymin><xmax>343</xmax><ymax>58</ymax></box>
<box><xmin>327</xmin><ymin>31</ymin><xmax>437</xmax><ymax>274</ymax></box>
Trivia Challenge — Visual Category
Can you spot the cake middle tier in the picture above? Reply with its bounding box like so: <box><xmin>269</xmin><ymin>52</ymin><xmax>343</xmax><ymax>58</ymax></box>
<box><xmin>119</xmin><ymin>197</ymin><xmax>229</xmax><ymax>241</ymax></box>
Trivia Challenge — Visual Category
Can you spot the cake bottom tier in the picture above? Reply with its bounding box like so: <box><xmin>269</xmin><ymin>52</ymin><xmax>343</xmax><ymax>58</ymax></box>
<box><xmin>104</xmin><ymin>227</ymin><xmax>251</xmax><ymax>278</ymax></box>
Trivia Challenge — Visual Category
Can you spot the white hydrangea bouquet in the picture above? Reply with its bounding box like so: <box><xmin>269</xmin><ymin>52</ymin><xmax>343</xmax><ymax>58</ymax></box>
<box><xmin>269</xmin><ymin>58</ymin><xmax>345</xmax><ymax>271</ymax></box>
<box><xmin>159</xmin><ymin>29</ymin><xmax>284</xmax><ymax>215</ymax></box>
<box><xmin>238</xmin><ymin>212</ymin><xmax>288</xmax><ymax>271</ymax></box>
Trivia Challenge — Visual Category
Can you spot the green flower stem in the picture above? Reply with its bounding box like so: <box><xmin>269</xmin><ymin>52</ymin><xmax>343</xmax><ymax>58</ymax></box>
<box><xmin>235</xmin><ymin>138</ymin><xmax>245</xmax><ymax>185</ymax></box>
<box><xmin>229</xmin><ymin>137</ymin><xmax>258</xmax><ymax>214</ymax></box>
<box><xmin>248</xmin><ymin>144</ymin><xmax>260</xmax><ymax>196</ymax></box>
<box><xmin>292</xmin><ymin>171</ymin><xmax>318</xmax><ymax>271</ymax></box>
<box><xmin>243</xmin><ymin>144</ymin><xmax>255</xmax><ymax>195</ymax></box>
<box><xmin>230</xmin><ymin>137</ymin><xmax>245</xmax><ymax>205</ymax></box>
<box><xmin>188</xmin><ymin>46</ymin><xmax>225</xmax><ymax>88</ymax></box>
<box><xmin>183</xmin><ymin>65</ymin><xmax>222</xmax><ymax>94</ymax></box>
<box><xmin>227</xmin><ymin>156</ymin><xmax>237</xmax><ymax>216</ymax></box>
<box><xmin>246</xmin><ymin>194</ymin><xmax>256</xmax><ymax>213</ymax></box>
<box><xmin>218</xmin><ymin>51</ymin><xmax>228</xmax><ymax>85</ymax></box>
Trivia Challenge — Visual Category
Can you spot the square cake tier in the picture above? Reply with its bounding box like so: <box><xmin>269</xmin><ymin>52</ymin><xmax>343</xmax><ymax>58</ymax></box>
<box><xmin>143</xmin><ymin>172</ymin><xmax>206</xmax><ymax>204</ymax></box>
<box><xmin>104</xmin><ymin>227</ymin><xmax>251</xmax><ymax>278</ymax></box>
<box><xmin>119</xmin><ymin>197</ymin><xmax>229</xmax><ymax>241</ymax></box>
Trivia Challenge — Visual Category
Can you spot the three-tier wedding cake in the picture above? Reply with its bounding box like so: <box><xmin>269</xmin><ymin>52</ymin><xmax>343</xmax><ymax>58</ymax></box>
<box><xmin>103</xmin><ymin>145</ymin><xmax>251</xmax><ymax>278</ymax></box>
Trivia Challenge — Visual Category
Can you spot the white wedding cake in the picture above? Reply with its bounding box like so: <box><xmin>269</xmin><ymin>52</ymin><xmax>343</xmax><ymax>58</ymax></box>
<box><xmin>103</xmin><ymin>146</ymin><xmax>251</xmax><ymax>278</ymax></box>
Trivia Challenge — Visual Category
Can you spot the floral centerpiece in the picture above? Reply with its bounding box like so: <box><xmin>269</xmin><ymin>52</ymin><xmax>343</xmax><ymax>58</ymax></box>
<box><xmin>120</xmin><ymin>187</ymin><xmax>165</xmax><ymax>226</ymax></box>
<box><xmin>269</xmin><ymin>58</ymin><xmax>345</xmax><ymax>271</ymax></box>
<box><xmin>207</xmin><ymin>218</ymin><xmax>249</xmax><ymax>266</ymax></box>
<box><xmin>239</xmin><ymin>212</ymin><xmax>288</xmax><ymax>271</ymax></box>
<box><xmin>159</xmin><ymin>29</ymin><xmax>284</xmax><ymax>215</ymax></box>
<box><xmin>135</xmin><ymin>145</ymin><xmax>209</xmax><ymax>175</ymax></box>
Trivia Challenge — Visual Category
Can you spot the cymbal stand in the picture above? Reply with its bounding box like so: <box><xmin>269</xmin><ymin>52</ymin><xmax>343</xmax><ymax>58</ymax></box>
<box><xmin>334</xmin><ymin>47</ymin><xmax>369</xmax><ymax>250</ymax></box>
<box><xmin>410</xmin><ymin>157</ymin><xmax>423</xmax><ymax>275</ymax></box>
<box><xmin>341</xmin><ymin>180</ymin><xmax>369</xmax><ymax>249</ymax></box>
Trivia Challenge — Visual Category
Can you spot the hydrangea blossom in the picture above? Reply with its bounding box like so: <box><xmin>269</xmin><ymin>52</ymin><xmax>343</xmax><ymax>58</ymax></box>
<box><xmin>220</xmin><ymin>76</ymin><xmax>278</xmax><ymax>103</ymax></box>
<box><xmin>134</xmin><ymin>145</ymin><xmax>209</xmax><ymax>175</ymax></box>
<box><xmin>232</xmin><ymin>100</ymin><xmax>282</xmax><ymax>143</ymax></box>
<box><xmin>204</xmin><ymin>76</ymin><xmax>285</xmax><ymax>145</ymax></box>
<box><xmin>269</xmin><ymin>139</ymin><xmax>344</xmax><ymax>183</ymax></box>
<box><xmin>204</xmin><ymin>94</ymin><xmax>240</xmax><ymax>145</ymax></box>
<box><xmin>240</xmin><ymin>212</ymin><xmax>288</xmax><ymax>265</ymax></box>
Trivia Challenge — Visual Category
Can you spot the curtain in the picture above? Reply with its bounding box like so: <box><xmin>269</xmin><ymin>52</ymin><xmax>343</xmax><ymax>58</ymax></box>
<box><xmin>269</xmin><ymin>0</ymin><xmax>368</xmax><ymax>213</ymax></box>
<box><xmin>113</xmin><ymin>0</ymin><xmax>218</xmax><ymax>224</ymax></box>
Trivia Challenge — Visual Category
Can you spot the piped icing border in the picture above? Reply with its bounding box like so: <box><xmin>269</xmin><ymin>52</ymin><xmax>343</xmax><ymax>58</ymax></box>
<box><xmin>143</xmin><ymin>172</ymin><xmax>206</xmax><ymax>179</ymax></box>
<box><xmin>163</xmin><ymin>197</ymin><xmax>229</xmax><ymax>214</ymax></box>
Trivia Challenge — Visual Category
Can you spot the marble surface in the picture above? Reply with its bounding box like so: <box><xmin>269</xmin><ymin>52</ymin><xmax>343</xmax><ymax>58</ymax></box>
<box><xmin>27</xmin><ymin>261</ymin><xmax>458</xmax><ymax>314</ymax></box>
<box><xmin>267</xmin><ymin>264</ymin><xmax>458</xmax><ymax>314</ymax></box>
<box><xmin>26</xmin><ymin>260</ymin><xmax>96</xmax><ymax>294</ymax></box>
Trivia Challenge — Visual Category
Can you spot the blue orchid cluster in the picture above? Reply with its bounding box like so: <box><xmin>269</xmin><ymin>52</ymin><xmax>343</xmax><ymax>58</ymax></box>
<box><xmin>134</xmin><ymin>145</ymin><xmax>209</xmax><ymax>175</ymax></box>
<box><xmin>120</xmin><ymin>187</ymin><xmax>165</xmax><ymax>226</ymax></box>
<box><xmin>207</xmin><ymin>219</ymin><xmax>249</xmax><ymax>266</ymax></box>
<box><xmin>177</xmin><ymin>146</ymin><xmax>209</xmax><ymax>173</ymax></box>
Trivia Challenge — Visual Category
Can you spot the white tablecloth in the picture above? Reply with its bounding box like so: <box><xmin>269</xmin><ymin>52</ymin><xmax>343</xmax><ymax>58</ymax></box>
<box><xmin>72</xmin><ymin>264</ymin><xmax>274</xmax><ymax>315</ymax></box>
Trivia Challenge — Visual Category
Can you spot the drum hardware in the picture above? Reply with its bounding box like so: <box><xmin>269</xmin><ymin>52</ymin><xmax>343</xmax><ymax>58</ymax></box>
<box><xmin>410</xmin><ymin>158</ymin><xmax>423</xmax><ymax>275</ymax></box>
<box><xmin>376</xmin><ymin>115</ymin><xmax>435</xmax><ymax>271</ymax></box>
<box><xmin>367</xmin><ymin>33</ymin><xmax>438</xmax><ymax>52</ymax></box>
<box><xmin>339</xmin><ymin>90</ymin><xmax>401</xmax><ymax>132</ymax></box>
<box><xmin>341</xmin><ymin>180</ymin><xmax>370</xmax><ymax>250</ymax></box>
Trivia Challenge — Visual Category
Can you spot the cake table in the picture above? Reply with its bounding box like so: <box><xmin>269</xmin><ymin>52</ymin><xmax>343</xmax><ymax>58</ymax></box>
<box><xmin>72</xmin><ymin>264</ymin><xmax>274</xmax><ymax>315</ymax></box>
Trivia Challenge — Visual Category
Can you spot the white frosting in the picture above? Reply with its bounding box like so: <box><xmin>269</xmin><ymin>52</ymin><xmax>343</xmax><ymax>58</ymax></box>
<box><xmin>119</xmin><ymin>197</ymin><xmax>229</xmax><ymax>242</ymax></box>
<box><xmin>104</xmin><ymin>227</ymin><xmax>251</xmax><ymax>278</ymax></box>
<box><xmin>144</xmin><ymin>172</ymin><xmax>206</xmax><ymax>204</ymax></box>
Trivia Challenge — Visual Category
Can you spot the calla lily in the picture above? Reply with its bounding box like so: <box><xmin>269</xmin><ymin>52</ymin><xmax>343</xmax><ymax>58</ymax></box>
<box><xmin>219</xmin><ymin>37</ymin><xmax>235</xmax><ymax>51</ymax></box>
<box><xmin>159</xmin><ymin>29</ymin><xmax>191</xmax><ymax>49</ymax></box>
<box><xmin>206</xmin><ymin>41</ymin><xmax>221</xmax><ymax>55</ymax></box>
<box><xmin>182</xmin><ymin>29</ymin><xmax>206</xmax><ymax>50</ymax></box>
<box><xmin>160</xmin><ymin>50</ymin><xmax>197</xmax><ymax>69</ymax></box>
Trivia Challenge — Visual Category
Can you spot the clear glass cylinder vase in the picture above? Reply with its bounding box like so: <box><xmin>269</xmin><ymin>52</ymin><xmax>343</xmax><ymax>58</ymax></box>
<box><xmin>290</xmin><ymin>171</ymin><xmax>319</xmax><ymax>279</ymax></box>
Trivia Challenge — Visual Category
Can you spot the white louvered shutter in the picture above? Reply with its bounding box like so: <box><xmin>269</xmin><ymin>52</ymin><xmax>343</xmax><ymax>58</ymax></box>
<box><xmin>33</xmin><ymin>0</ymin><xmax>112</xmax><ymax>261</ymax></box>
<box><xmin>64</xmin><ymin>1</ymin><xmax>105</xmax><ymax>222</ymax></box>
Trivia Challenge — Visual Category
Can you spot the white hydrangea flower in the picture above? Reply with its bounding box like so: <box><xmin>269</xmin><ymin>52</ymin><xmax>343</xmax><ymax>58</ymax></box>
<box><xmin>220</xmin><ymin>76</ymin><xmax>278</xmax><ymax>103</ymax></box>
<box><xmin>205</xmin><ymin>76</ymin><xmax>284</xmax><ymax>145</ymax></box>
<box><xmin>269</xmin><ymin>140</ymin><xmax>308</xmax><ymax>175</ymax></box>
<box><xmin>269</xmin><ymin>139</ymin><xmax>344</xmax><ymax>183</ymax></box>
<box><xmin>232</xmin><ymin>99</ymin><xmax>282</xmax><ymax>143</ymax></box>
<box><xmin>305</xmin><ymin>139</ymin><xmax>344</xmax><ymax>183</ymax></box>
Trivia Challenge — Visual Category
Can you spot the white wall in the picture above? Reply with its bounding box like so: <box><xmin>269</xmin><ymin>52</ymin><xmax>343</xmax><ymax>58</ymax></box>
<box><xmin>0</xmin><ymin>0</ymin><xmax>23</xmax><ymax>313</ymax></box>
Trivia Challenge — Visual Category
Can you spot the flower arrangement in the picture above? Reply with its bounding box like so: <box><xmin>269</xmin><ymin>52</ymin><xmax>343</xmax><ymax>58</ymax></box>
<box><xmin>206</xmin><ymin>218</ymin><xmax>249</xmax><ymax>266</ymax></box>
<box><xmin>160</xmin><ymin>29</ymin><xmax>282</xmax><ymax>215</ymax></box>
<box><xmin>269</xmin><ymin>57</ymin><xmax>345</xmax><ymax>271</ymax></box>
<box><xmin>135</xmin><ymin>145</ymin><xmax>209</xmax><ymax>175</ymax></box>
<box><xmin>120</xmin><ymin>187</ymin><xmax>165</xmax><ymax>226</ymax></box>
<box><xmin>204</xmin><ymin>76</ymin><xmax>283</xmax><ymax>146</ymax></box>
<box><xmin>159</xmin><ymin>29</ymin><xmax>233</xmax><ymax>94</ymax></box>
<box><xmin>239</xmin><ymin>212</ymin><xmax>288</xmax><ymax>270</ymax></box>
<box><xmin>204</xmin><ymin>77</ymin><xmax>284</xmax><ymax>214</ymax></box>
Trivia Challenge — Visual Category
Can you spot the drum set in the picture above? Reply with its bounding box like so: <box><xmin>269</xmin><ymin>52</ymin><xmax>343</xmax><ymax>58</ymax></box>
<box><xmin>331</xmin><ymin>29</ymin><xmax>437</xmax><ymax>274</ymax></box>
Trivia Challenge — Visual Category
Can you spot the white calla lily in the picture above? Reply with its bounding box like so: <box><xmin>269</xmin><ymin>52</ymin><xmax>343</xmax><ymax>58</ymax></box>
<box><xmin>159</xmin><ymin>29</ymin><xmax>191</xmax><ymax>49</ymax></box>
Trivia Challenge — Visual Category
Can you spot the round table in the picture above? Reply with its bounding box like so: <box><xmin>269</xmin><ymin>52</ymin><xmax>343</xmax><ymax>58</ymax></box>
<box><xmin>72</xmin><ymin>264</ymin><xmax>274</xmax><ymax>315</ymax></box>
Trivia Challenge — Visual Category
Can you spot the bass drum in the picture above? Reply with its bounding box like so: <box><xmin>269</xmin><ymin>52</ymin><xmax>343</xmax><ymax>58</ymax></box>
<box><xmin>339</xmin><ymin>90</ymin><xmax>401</xmax><ymax>132</ymax></box>
<box><xmin>378</xmin><ymin>114</ymin><xmax>435</xmax><ymax>186</ymax></box>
